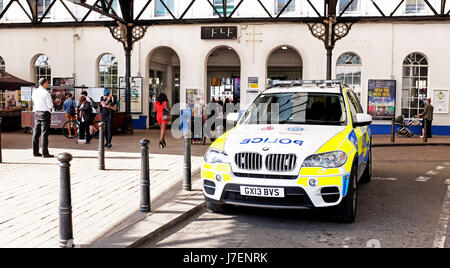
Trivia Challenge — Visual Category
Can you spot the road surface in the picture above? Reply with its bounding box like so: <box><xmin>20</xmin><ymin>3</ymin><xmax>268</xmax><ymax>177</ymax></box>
<box><xmin>142</xmin><ymin>146</ymin><xmax>450</xmax><ymax>248</ymax></box>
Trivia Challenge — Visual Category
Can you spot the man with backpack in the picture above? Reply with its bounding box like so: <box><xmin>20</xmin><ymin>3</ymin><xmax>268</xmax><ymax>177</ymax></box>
<box><xmin>63</xmin><ymin>93</ymin><xmax>77</xmax><ymax>138</ymax></box>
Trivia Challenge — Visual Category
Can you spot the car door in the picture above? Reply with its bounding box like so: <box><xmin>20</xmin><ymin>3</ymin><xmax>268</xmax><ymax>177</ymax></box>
<box><xmin>347</xmin><ymin>91</ymin><xmax>368</xmax><ymax>177</ymax></box>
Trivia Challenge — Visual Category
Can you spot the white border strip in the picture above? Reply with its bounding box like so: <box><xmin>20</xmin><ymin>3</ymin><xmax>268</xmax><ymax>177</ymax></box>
<box><xmin>433</xmin><ymin>179</ymin><xmax>450</xmax><ymax>248</ymax></box>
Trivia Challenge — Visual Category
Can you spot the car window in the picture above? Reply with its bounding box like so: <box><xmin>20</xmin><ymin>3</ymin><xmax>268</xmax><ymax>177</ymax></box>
<box><xmin>348</xmin><ymin>90</ymin><xmax>363</xmax><ymax>113</ymax></box>
<box><xmin>347</xmin><ymin>92</ymin><xmax>359</xmax><ymax>122</ymax></box>
<box><xmin>240</xmin><ymin>92</ymin><xmax>347</xmax><ymax>126</ymax></box>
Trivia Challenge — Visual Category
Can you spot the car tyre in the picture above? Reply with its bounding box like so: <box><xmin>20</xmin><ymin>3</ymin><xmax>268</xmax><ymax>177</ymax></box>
<box><xmin>360</xmin><ymin>147</ymin><xmax>372</xmax><ymax>183</ymax></box>
<box><xmin>335</xmin><ymin>164</ymin><xmax>358</xmax><ymax>223</ymax></box>
<box><xmin>205</xmin><ymin>197</ymin><xmax>232</xmax><ymax>213</ymax></box>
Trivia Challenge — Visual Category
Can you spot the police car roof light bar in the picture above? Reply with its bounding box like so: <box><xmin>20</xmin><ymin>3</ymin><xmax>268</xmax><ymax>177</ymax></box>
<box><xmin>269</xmin><ymin>80</ymin><xmax>343</xmax><ymax>88</ymax></box>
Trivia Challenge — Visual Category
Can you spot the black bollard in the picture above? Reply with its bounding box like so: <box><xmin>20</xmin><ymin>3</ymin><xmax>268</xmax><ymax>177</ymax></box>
<box><xmin>57</xmin><ymin>153</ymin><xmax>74</xmax><ymax>248</ymax></box>
<box><xmin>423</xmin><ymin>119</ymin><xmax>428</xmax><ymax>143</ymax></box>
<box><xmin>140</xmin><ymin>139</ymin><xmax>151</xmax><ymax>213</ymax></box>
<box><xmin>391</xmin><ymin>118</ymin><xmax>395</xmax><ymax>143</ymax></box>
<box><xmin>0</xmin><ymin>117</ymin><xmax>2</xmax><ymax>163</ymax></box>
<box><xmin>183</xmin><ymin>131</ymin><xmax>192</xmax><ymax>191</ymax></box>
<box><xmin>98</xmin><ymin>122</ymin><xmax>105</xmax><ymax>170</ymax></box>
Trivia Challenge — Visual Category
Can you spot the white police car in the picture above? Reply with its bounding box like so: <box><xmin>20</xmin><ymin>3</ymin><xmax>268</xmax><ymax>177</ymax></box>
<box><xmin>201</xmin><ymin>80</ymin><xmax>372</xmax><ymax>223</ymax></box>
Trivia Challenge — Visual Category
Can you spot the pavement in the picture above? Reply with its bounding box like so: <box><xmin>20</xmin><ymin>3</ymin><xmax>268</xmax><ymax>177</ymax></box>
<box><xmin>140</xmin><ymin>146</ymin><xmax>450</xmax><ymax>248</ymax></box>
<box><xmin>2</xmin><ymin>129</ymin><xmax>450</xmax><ymax>248</ymax></box>
<box><xmin>372</xmin><ymin>135</ymin><xmax>450</xmax><ymax>146</ymax></box>
<box><xmin>0</xmin><ymin>129</ymin><xmax>207</xmax><ymax>248</ymax></box>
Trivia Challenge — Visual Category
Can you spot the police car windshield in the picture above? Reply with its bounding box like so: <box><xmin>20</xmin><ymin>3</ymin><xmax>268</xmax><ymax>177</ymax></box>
<box><xmin>240</xmin><ymin>92</ymin><xmax>347</xmax><ymax>126</ymax></box>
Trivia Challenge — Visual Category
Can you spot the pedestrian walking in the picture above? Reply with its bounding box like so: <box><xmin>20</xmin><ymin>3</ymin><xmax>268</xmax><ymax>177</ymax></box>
<box><xmin>63</xmin><ymin>93</ymin><xmax>77</xmax><ymax>137</ymax></box>
<box><xmin>418</xmin><ymin>98</ymin><xmax>434</xmax><ymax>139</ymax></box>
<box><xmin>77</xmin><ymin>95</ymin><xmax>93</xmax><ymax>144</ymax></box>
<box><xmin>81</xmin><ymin>91</ymin><xmax>99</xmax><ymax>136</ymax></box>
<box><xmin>154</xmin><ymin>93</ymin><xmax>172</xmax><ymax>148</ymax></box>
<box><xmin>100</xmin><ymin>90</ymin><xmax>117</xmax><ymax>148</ymax></box>
<box><xmin>32</xmin><ymin>78</ymin><xmax>54</xmax><ymax>158</ymax></box>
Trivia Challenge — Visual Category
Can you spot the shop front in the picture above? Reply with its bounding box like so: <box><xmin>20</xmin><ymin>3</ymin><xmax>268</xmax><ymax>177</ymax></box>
<box><xmin>0</xmin><ymin>70</ymin><xmax>35</xmax><ymax>131</ymax></box>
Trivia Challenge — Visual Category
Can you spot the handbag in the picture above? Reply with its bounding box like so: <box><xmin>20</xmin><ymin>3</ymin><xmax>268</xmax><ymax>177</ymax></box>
<box><xmin>162</xmin><ymin>102</ymin><xmax>172</xmax><ymax>122</ymax></box>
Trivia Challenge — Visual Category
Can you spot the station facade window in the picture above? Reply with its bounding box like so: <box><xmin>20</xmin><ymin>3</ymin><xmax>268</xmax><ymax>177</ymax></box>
<box><xmin>336</xmin><ymin>52</ymin><xmax>362</xmax><ymax>99</ymax></box>
<box><xmin>34</xmin><ymin>55</ymin><xmax>51</xmax><ymax>85</ymax></box>
<box><xmin>98</xmin><ymin>53</ymin><xmax>118</xmax><ymax>93</ymax></box>
<box><xmin>339</xmin><ymin>0</ymin><xmax>360</xmax><ymax>13</ymax></box>
<box><xmin>402</xmin><ymin>52</ymin><xmax>428</xmax><ymax>119</ymax></box>
<box><xmin>275</xmin><ymin>0</ymin><xmax>296</xmax><ymax>14</ymax></box>
<box><xmin>213</xmin><ymin>0</ymin><xmax>235</xmax><ymax>16</ymax></box>
<box><xmin>0</xmin><ymin>1</ymin><xmax>3</xmax><ymax>13</ymax></box>
<box><xmin>37</xmin><ymin>0</ymin><xmax>52</xmax><ymax>18</ymax></box>
<box><xmin>0</xmin><ymin>56</ymin><xmax>5</xmax><ymax>71</ymax></box>
<box><xmin>156</xmin><ymin>0</ymin><xmax>175</xmax><ymax>16</ymax></box>
<box><xmin>405</xmin><ymin>0</ymin><xmax>426</xmax><ymax>14</ymax></box>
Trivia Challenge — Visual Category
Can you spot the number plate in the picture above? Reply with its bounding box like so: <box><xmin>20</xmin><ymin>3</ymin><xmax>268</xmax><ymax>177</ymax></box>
<box><xmin>240</xmin><ymin>186</ymin><xmax>285</xmax><ymax>198</ymax></box>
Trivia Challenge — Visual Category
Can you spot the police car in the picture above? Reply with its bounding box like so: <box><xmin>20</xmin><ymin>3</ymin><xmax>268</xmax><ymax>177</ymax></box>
<box><xmin>201</xmin><ymin>80</ymin><xmax>372</xmax><ymax>223</ymax></box>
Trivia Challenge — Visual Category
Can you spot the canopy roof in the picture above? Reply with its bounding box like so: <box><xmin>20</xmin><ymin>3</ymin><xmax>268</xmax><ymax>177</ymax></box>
<box><xmin>0</xmin><ymin>0</ymin><xmax>449</xmax><ymax>29</ymax></box>
<box><xmin>0</xmin><ymin>70</ymin><xmax>35</xmax><ymax>90</ymax></box>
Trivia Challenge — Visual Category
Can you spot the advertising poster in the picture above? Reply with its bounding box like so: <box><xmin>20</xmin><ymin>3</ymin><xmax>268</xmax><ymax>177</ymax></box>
<box><xmin>119</xmin><ymin>77</ymin><xmax>143</xmax><ymax>114</ymax></box>
<box><xmin>53</xmin><ymin>77</ymin><xmax>75</xmax><ymax>87</ymax></box>
<box><xmin>20</xmin><ymin>87</ymin><xmax>33</xmax><ymax>102</ymax></box>
<box><xmin>5</xmin><ymin>90</ymin><xmax>20</xmax><ymax>109</ymax></box>
<box><xmin>368</xmin><ymin>80</ymin><xmax>396</xmax><ymax>120</ymax></box>
<box><xmin>433</xmin><ymin>89</ymin><xmax>449</xmax><ymax>114</ymax></box>
<box><xmin>248</xmin><ymin>77</ymin><xmax>259</xmax><ymax>89</ymax></box>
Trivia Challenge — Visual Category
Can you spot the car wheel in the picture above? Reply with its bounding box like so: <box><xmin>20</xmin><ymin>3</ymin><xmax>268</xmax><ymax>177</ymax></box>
<box><xmin>205</xmin><ymin>197</ymin><xmax>231</xmax><ymax>213</ymax></box>
<box><xmin>335</xmin><ymin>164</ymin><xmax>358</xmax><ymax>223</ymax></box>
<box><xmin>360</xmin><ymin>147</ymin><xmax>372</xmax><ymax>183</ymax></box>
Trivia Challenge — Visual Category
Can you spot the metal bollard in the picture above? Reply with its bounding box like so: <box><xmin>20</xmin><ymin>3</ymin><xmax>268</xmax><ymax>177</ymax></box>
<box><xmin>391</xmin><ymin>118</ymin><xmax>395</xmax><ymax>143</ymax></box>
<box><xmin>423</xmin><ymin>119</ymin><xmax>428</xmax><ymax>143</ymax></box>
<box><xmin>0</xmin><ymin>117</ymin><xmax>2</xmax><ymax>163</ymax></box>
<box><xmin>98</xmin><ymin>122</ymin><xmax>105</xmax><ymax>170</ymax></box>
<box><xmin>57</xmin><ymin>153</ymin><xmax>74</xmax><ymax>248</ymax></box>
<box><xmin>140</xmin><ymin>139</ymin><xmax>151</xmax><ymax>213</ymax></box>
<box><xmin>183</xmin><ymin>131</ymin><xmax>192</xmax><ymax>191</ymax></box>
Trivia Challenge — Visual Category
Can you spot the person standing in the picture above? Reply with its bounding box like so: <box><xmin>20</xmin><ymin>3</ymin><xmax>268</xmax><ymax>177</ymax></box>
<box><xmin>81</xmin><ymin>91</ymin><xmax>99</xmax><ymax>136</ymax></box>
<box><xmin>100</xmin><ymin>90</ymin><xmax>116</xmax><ymax>148</ymax></box>
<box><xmin>154</xmin><ymin>93</ymin><xmax>171</xmax><ymax>148</ymax></box>
<box><xmin>63</xmin><ymin>93</ymin><xmax>77</xmax><ymax>137</ymax></box>
<box><xmin>32</xmin><ymin>78</ymin><xmax>54</xmax><ymax>158</ymax></box>
<box><xmin>418</xmin><ymin>98</ymin><xmax>434</xmax><ymax>139</ymax></box>
<box><xmin>77</xmin><ymin>96</ymin><xmax>93</xmax><ymax>144</ymax></box>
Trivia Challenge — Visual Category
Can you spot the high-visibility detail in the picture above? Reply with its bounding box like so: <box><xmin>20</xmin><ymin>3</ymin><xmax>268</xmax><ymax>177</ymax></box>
<box><xmin>202</xmin><ymin>163</ymin><xmax>231</xmax><ymax>173</ymax></box>
<box><xmin>299</xmin><ymin>167</ymin><xmax>341</xmax><ymax>176</ymax></box>
<box><xmin>318</xmin><ymin>176</ymin><xmax>343</xmax><ymax>187</ymax></box>
<box><xmin>201</xmin><ymin>170</ymin><xmax>215</xmax><ymax>180</ymax></box>
<box><xmin>210</xmin><ymin>129</ymin><xmax>233</xmax><ymax>151</ymax></box>
<box><xmin>342</xmin><ymin>174</ymin><xmax>351</xmax><ymax>197</ymax></box>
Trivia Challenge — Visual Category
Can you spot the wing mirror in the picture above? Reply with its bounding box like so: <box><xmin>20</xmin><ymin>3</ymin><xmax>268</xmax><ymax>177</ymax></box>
<box><xmin>353</xmin><ymin>113</ymin><xmax>372</xmax><ymax>127</ymax></box>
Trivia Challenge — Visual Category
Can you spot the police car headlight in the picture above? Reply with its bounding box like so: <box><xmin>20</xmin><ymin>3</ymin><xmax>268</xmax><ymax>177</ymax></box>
<box><xmin>204</xmin><ymin>148</ymin><xmax>230</xmax><ymax>164</ymax></box>
<box><xmin>302</xmin><ymin>151</ymin><xmax>347</xmax><ymax>168</ymax></box>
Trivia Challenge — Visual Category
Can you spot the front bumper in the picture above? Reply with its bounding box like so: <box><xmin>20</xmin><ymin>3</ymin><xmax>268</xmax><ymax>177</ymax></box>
<box><xmin>202</xmin><ymin>163</ymin><xmax>350</xmax><ymax>209</ymax></box>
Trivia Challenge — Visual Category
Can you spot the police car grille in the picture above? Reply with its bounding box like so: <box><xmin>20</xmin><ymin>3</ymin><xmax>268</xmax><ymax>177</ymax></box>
<box><xmin>235</xmin><ymin>153</ymin><xmax>263</xmax><ymax>170</ymax></box>
<box><xmin>265</xmin><ymin>154</ymin><xmax>297</xmax><ymax>172</ymax></box>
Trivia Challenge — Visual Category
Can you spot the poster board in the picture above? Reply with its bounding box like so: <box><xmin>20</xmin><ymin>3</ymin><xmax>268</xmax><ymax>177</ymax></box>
<box><xmin>20</xmin><ymin>87</ymin><xmax>33</xmax><ymax>102</ymax></box>
<box><xmin>119</xmin><ymin>77</ymin><xmax>143</xmax><ymax>114</ymax></box>
<box><xmin>53</xmin><ymin>77</ymin><xmax>75</xmax><ymax>87</ymax></box>
<box><xmin>433</xmin><ymin>89</ymin><xmax>449</xmax><ymax>114</ymax></box>
<box><xmin>367</xmin><ymin>80</ymin><xmax>396</xmax><ymax>120</ymax></box>
<box><xmin>248</xmin><ymin>77</ymin><xmax>259</xmax><ymax>89</ymax></box>
<box><xmin>5</xmin><ymin>90</ymin><xmax>20</xmax><ymax>109</ymax></box>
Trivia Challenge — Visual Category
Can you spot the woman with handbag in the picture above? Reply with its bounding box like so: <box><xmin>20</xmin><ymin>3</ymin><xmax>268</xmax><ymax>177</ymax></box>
<box><xmin>154</xmin><ymin>93</ymin><xmax>172</xmax><ymax>148</ymax></box>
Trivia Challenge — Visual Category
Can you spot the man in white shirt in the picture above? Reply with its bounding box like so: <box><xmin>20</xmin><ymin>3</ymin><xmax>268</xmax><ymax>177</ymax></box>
<box><xmin>32</xmin><ymin>78</ymin><xmax>54</xmax><ymax>158</ymax></box>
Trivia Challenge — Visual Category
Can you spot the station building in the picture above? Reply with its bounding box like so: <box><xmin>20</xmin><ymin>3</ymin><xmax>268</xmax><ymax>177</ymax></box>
<box><xmin>0</xmin><ymin>0</ymin><xmax>449</xmax><ymax>134</ymax></box>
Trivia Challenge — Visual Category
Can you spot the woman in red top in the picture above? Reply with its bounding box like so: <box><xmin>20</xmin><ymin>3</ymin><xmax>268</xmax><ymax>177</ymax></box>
<box><xmin>154</xmin><ymin>93</ymin><xmax>171</xmax><ymax>148</ymax></box>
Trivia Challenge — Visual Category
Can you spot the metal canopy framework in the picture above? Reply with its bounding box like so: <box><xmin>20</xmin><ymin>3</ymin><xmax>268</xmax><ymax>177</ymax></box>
<box><xmin>1</xmin><ymin>0</ymin><xmax>450</xmax><ymax>131</ymax></box>
<box><xmin>0</xmin><ymin>0</ymin><xmax>449</xmax><ymax>27</ymax></box>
